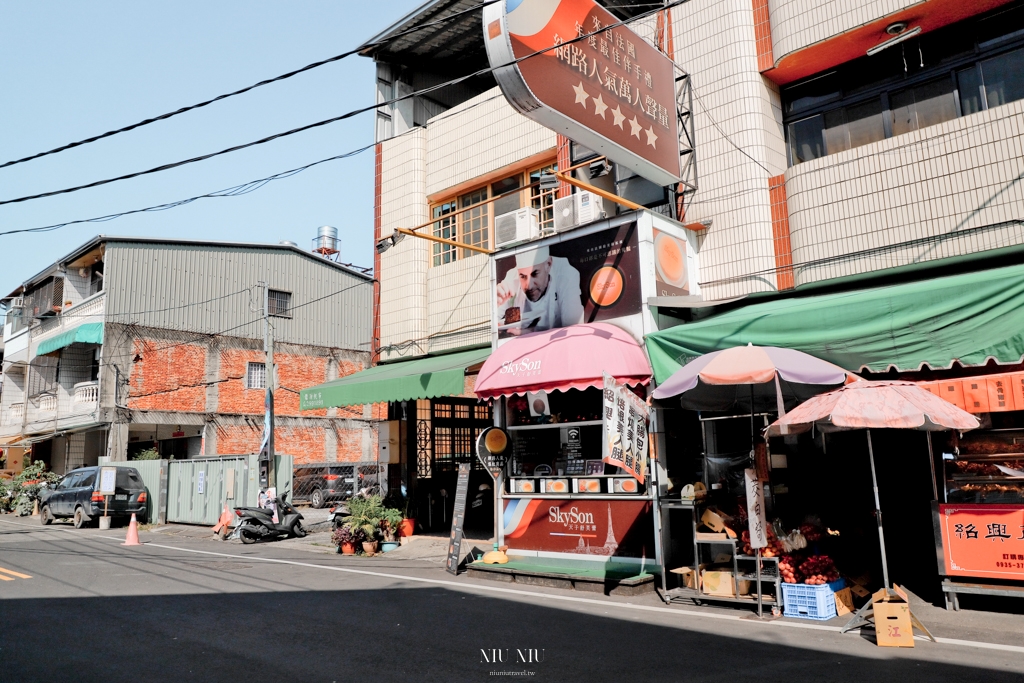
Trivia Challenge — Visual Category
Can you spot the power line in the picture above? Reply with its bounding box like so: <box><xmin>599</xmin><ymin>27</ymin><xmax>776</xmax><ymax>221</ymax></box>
<box><xmin>0</xmin><ymin>93</ymin><xmax>503</xmax><ymax>239</ymax></box>
<box><xmin>0</xmin><ymin>0</ymin><xmax>690</xmax><ymax>208</ymax></box>
<box><xmin>0</xmin><ymin>1</ymin><xmax>500</xmax><ymax>171</ymax></box>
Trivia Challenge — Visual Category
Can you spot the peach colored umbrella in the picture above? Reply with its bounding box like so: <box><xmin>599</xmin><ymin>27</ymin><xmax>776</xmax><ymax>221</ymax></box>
<box><xmin>766</xmin><ymin>380</ymin><xmax>978</xmax><ymax>603</ymax></box>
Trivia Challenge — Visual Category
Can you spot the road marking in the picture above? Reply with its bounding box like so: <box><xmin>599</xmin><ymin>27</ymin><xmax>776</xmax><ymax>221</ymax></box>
<box><xmin>3</xmin><ymin>518</ymin><xmax>1024</xmax><ymax>656</ymax></box>
<box><xmin>0</xmin><ymin>566</ymin><xmax>31</xmax><ymax>579</ymax></box>
<box><xmin>0</xmin><ymin>573</ymin><xmax>12</xmax><ymax>581</ymax></box>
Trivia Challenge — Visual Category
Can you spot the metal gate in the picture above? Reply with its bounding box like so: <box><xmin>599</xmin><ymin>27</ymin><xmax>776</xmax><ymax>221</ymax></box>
<box><xmin>166</xmin><ymin>455</ymin><xmax>293</xmax><ymax>525</ymax></box>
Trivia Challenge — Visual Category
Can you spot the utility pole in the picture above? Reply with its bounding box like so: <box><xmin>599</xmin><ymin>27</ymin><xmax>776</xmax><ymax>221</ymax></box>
<box><xmin>259</xmin><ymin>281</ymin><xmax>276</xmax><ymax>490</ymax></box>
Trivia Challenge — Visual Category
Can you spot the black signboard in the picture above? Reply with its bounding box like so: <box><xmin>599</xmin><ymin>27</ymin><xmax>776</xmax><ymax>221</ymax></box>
<box><xmin>445</xmin><ymin>463</ymin><xmax>472</xmax><ymax>575</ymax></box>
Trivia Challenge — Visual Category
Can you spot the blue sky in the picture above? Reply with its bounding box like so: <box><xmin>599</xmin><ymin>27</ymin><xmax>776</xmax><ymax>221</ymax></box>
<box><xmin>0</xmin><ymin>2</ymin><xmax>424</xmax><ymax>287</ymax></box>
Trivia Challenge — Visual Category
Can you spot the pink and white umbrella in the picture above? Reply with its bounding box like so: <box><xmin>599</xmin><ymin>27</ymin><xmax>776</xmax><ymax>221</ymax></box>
<box><xmin>766</xmin><ymin>380</ymin><xmax>979</xmax><ymax>602</ymax></box>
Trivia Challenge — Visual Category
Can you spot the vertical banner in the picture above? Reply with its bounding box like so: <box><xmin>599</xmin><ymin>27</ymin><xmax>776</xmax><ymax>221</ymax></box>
<box><xmin>602</xmin><ymin>373</ymin><xmax>648</xmax><ymax>483</ymax></box>
<box><xmin>446</xmin><ymin>463</ymin><xmax>472</xmax><ymax>575</ymax></box>
<box><xmin>745</xmin><ymin>468</ymin><xmax>767</xmax><ymax>549</ymax></box>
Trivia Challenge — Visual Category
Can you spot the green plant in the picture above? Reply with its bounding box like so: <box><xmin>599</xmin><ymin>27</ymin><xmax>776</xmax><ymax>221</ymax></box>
<box><xmin>380</xmin><ymin>506</ymin><xmax>405</xmax><ymax>542</ymax></box>
<box><xmin>132</xmin><ymin>448</ymin><xmax>160</xmax><ymax>461</ymax></box>
<box><xmin>341</xmin><ymin>495</ymin><xmax>384</xmax><ymax>541</ymax></box>
<box><xmin>11</xmin><ymin>460</ymin><xmax>60</xmax><ymax>515</ymax></box>
<box><xmin>331</xmin><ymin>524</ymin><xmax>360</xmax><ymax>547</ymax></box>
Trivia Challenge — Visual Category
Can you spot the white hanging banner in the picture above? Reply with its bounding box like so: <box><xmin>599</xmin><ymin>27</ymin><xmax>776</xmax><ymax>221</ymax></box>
<box><xmin>744</xmin><ymin>468</ymin><xmax>767</xmax><ymax>550</ymax></box>
<box><xmin>602</xmin><ymin>373</ymin><xmax>648</xmax><ymax>483</ymax></box>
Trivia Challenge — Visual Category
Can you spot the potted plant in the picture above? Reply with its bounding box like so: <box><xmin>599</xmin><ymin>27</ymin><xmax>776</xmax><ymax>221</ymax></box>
<box><xmin>342</xmin><ymin>495</ymin><xmax>383</xmax><ymax>555</ymax></box>
<box><xmin>400</xmin><ymin>496</ymin><xmax>416</xmax><ymax>538</ymax></box>
<box><xmin>380</xmin><ymin>506</ymin><xmax>404</xmax><ymax>552</ymax></box>
<box><xmin>332</xmin><ymin>525</ymin><xmax>359</xmax><ymax>555</ymax></box>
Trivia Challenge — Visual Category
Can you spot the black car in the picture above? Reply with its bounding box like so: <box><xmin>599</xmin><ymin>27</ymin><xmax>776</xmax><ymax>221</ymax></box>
<box><xmin>293</xmin><ymin>464</ymin><xmax>356</xmax><ymax>508</ymax></box>
<box><xmin>40</xmin><ymin>466</ymin><xmax>148</xmax><ymax>528</ymax></box>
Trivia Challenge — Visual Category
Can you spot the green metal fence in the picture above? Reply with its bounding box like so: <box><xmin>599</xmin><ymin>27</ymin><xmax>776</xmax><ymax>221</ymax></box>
<box><xmin>165</xmin><ymin>455</ymin><xmax>293</xmax><ymax>525</ymax></box>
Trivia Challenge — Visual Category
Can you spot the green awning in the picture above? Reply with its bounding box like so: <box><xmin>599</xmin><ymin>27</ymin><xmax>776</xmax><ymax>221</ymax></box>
<box><xmin>300</xmin><ymin>347</ymin><xmax>490</xmax><ymax>409</ymax></box>
<box><xmin>646</xmin><ymin>263</ymin><xmax>1024</xmax><ymax>382</ymax></box>
<box><xmin>35</xmin><ymin>322</ymin><xmax>104</xmax><ymax>357</ymax></box>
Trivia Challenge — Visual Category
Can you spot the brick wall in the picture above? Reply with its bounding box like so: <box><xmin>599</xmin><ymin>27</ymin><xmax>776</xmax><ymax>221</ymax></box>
<box><xmin>128</xmin><ymin>341</ymin><xmax>206</xmax><ymax>411</ymax></box>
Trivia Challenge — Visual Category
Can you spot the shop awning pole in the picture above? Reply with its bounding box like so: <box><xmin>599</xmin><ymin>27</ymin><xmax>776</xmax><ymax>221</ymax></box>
<box><xmin>926</xmin><ymin>431</ymin><xmax>938</xmax><ymax>501</ymax></box>
<box><xmin>866</xmin><ymin>429</ymin><xmax>891</xmax><ymax>591</ymax></box>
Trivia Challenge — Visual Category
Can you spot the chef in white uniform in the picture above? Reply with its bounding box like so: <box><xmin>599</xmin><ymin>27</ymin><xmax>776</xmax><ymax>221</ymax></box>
<box><xmin>496</xmin><ymin>246</ymin><xmax>584</xmax><ymax>335</ymax></box>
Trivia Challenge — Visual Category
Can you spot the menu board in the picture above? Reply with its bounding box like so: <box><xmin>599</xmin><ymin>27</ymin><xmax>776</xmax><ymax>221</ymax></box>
<box><xmin>445</xmin><ymin>464</ymin><xmax>472</xmax><ymax>575</ymax></box>
<box><xmin>601</xmin><ymin>374</ymin><xmax>648</xmax><ymax>483</ymax></box>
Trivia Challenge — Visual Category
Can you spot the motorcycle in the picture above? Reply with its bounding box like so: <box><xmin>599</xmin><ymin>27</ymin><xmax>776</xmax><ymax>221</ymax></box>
<box><xmin>232</xmin><ymin>493</ymin><xmax>306</xmax><ymax>544</ymax></box>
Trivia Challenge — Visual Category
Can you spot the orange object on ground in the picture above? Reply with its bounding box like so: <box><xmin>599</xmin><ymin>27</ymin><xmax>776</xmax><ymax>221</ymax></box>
<box><xmin>212</xmin><ymin>503</ymin><xmax>233</xmax><ymax>535</ymax></box>
<box><xmin>122</xmin><ymin>513</ymin><xmax>142</xmax><ymax>546</ymax></box>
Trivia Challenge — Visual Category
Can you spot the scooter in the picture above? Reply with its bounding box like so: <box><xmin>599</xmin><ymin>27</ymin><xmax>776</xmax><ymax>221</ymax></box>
<box><xmin>232</xmin><ymin>493</ymin><xmax>306</xmax><ymax>544</ymax></box>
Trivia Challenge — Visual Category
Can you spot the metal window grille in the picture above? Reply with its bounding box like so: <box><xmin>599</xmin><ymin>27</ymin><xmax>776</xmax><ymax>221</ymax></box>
<box><xmin>246</xmin><ymin>362</ymin><xmax>266</xmax><ymax>389</ymax></box>
<box><xmin>416</xmin><ymin>399</ymin><xmax>432</xmax><ymax>478</ymax></box>
<box><xmin>432</xmin><ymin>201</ymin><xmax>457</xmax><ymax>267</ymax></box>
<box><xmin>530</xmin><ymin>163</ymin><xmax>558</xmax><ymax>232</ymax></box>
<box><xmin>429</xmin><ymin>398</ymin><xmax>492</xmax><ymax>474</ymax></box>
<box><xmin>459</xmin><ymin>188</ymin><xmax>489</xmax><ymax>259</ymax></box>
<box><xmin>268</xmin><ymin>289</ymin><xmax>291</xmax><ymax>317</ymax></box>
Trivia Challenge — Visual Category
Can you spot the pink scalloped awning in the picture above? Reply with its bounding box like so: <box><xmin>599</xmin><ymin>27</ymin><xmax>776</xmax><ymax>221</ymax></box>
<box><xmin>474</xmin><ymin>323</ymin><xmax>652</xmax><ymax>399</ymax></box>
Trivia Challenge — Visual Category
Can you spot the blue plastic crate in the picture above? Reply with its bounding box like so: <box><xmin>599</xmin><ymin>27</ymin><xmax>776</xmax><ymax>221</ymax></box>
<box><xmin>781</xmin><ymin>579</ymin><xmax>845</xmax><ymax>620</ymax></box>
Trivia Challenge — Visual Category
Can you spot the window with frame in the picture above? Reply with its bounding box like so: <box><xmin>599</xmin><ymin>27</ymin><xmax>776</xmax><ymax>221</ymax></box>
<box><xmin>428</xmin><ymin>398</ymin><xmax>492</xmax><ymax>474</ymax></box>
<box><xmin>784</xmin><ymin>3</ymin><xmax>1024</xmax><ymax>165</ymax></box>
<box><xmin>246</xmin><ymin>362</ymin><xmax>266</xmax><ymax>389</ymax></box>
<box><xmin>430</xmin><ymin>160</ymin><xmax>557</xmax><ymax>266</ymax></box>
<box><xmin>268</xmin><ymin>289</ymin><xmax>291</xmax><ymax>317</ymax></box>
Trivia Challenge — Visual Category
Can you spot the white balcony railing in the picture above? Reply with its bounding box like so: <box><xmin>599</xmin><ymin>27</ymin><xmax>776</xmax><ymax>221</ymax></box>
<box><xmin>4</xmin><ymin>403</ymin><xmax>24</xmax><ymax>425</ymax></box>
<box><xmin>30</xmin><ymin>292</ymin><xmax>105</xmax><ymax>340</ymax></box>
<box><xmin>37</xmin><ymin>394</ymin><xmax>57</xmax><ymax>412</ymax></box>
<box><xmin>73</xmin><ymin>381</ymin><xmax>99</xmax><ymax>409</ymax></box>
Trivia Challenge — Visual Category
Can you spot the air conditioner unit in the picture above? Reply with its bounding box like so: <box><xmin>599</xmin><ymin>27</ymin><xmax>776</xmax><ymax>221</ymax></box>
<box><xmin>494</xmin><ymin>207</ymin><xmax>540</xmax><ymax>249</ymax></box>
<box><xmin>10</xmin><ymin>296</ymin><xmax>24</xmax><ymax>309</ymax></box>
<box><xmin>553</xmin><ymin>191</ymin><xmax>607</xmax><ymax>233</ymax></box>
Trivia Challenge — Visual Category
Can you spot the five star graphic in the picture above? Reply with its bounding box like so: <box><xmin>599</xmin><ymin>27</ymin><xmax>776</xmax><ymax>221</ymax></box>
<box><xmin>573</xmin><ymin>82</ymin><xmax>590</xmax><ymax>108</ymax></box>
<box><xmin>645</xmin><ymin>126</ymin><xmax>658</xmax><ymax>148</ymax></box>
<box><xmin>628</xmin><ymin>116</ymin><xmax>642</xmax><ymax>139</ymax></box>
<box><xmin>593</xmin><ymin>94</ymin><xmax>608</xmax><ymax>119</ymax></box>
<box><xmin>611</xmin><ymin>105</ymin><xmax>625</xmax><ymax>128</ymax></box>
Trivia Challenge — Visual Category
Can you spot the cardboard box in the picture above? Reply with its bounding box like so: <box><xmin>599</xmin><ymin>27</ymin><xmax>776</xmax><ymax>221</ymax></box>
<box><xmin>701</xmin><ymin>508</ymin><xmax>728</xmax><ymax>532</ymax></box>
<box><xmin>874</xmin><ymin>600</ymin><xmax>914</xmax><ymax>648</ymax></box>
<box><xmin>695</xmin><ymin>532</ymin><xmax>728</xmax><ymax>541</ymax></box>
<box><xmin>701</xmin><ymin>568</ymin><xmax>751</xmax><ymax>597</ymax></box>
<box><xmin>834</xmin><ymin>587</ymin><xmax>855</xmax><ymax>617</ymax></box>
<box><xmin>670</xmin><ymin>566</ymin><xmax>699</xmax><ymax>589</ymax></box>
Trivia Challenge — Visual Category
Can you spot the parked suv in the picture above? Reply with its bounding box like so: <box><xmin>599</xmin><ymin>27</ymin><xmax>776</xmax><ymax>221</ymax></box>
<box><xmin>293</xmin><ymin>465</ymin><xmax>355</xmax><ymax>508</ymax></box>
<box><xmin>39</xmin><ymin>466</ymin><xmax>148</xmax><ymax>528</ymax></box>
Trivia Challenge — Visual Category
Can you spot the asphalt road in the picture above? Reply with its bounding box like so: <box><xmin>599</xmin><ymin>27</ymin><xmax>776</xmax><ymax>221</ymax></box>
<box><xmin>1</xmin><ymin>515</ymin><xmax>1022</xmax><ymax>683</ymax></box>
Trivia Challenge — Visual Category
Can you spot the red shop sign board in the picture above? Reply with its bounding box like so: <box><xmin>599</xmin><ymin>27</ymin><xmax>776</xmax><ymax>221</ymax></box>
<box><xmin>937</xmin><ymin>504</ymin><xmax>1024</xmax><ymax>581</ymax></box>
<box><xmin>502</xmin><ymin>498</ymin><xmax>654</xmax><ymax>558</ymax></box>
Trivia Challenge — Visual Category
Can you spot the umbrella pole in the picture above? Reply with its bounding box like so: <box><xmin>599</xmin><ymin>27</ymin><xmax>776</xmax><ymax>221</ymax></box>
<box><xmin>926</xmin><ymin>431</ymin><xmax>938</xmax><ymax>501</ymax></box>
<box><xmin>866</xmin><ymin>429</ymin><xmax>891</xmax><ymax>591</ymax></box>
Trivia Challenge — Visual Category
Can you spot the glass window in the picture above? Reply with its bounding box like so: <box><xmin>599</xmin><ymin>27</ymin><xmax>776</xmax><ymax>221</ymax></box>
<box><xmin>891</xmin><ymin>77</ymin><xmax>958</xmax><ymax>136</ymax></box>
<box><xmin>459</xmin><ymin>188</ymin><xmax>489</xmax><ymax>259</ymax></box>
<box><xmin>491</xmin><ymin>175</ymin><xmax>522</xmax><ymax>217</ymax></box>
<box><xmin>530</xmin><ymin>164</ymin><xmax>559</xmax><ymax>232</ymax></box>
<box><xmin>824</xmin><ymin>99</ymin><xmax>884</xmax><ymax>154</ymax></box>
<box><xmin>79</xmin><ymin>472</ymin><xmax>96</xmax><ymax>489</ymax></box>
<box><xmin>431</xmin><ymin>200</ymin><xmax>457</xmax><ymax>267</ymax></box>
<box><xmin>66</xmin><ymin>472</ymin><xmax>85</xmax><ymax>488</ymax></box>
<box><xmin>268</xmin><ymin>289</ymin><xmax>291</xmax><ymax>317</ymax></box>
<box><xmin>246</xmin><ymin>362</ymin><xmax>266</xmax><ymax>390</ymax></box>
<box><xmin>788</xmin><ymin>115</ymin><xmax>825</xmax><ymax>165</ymax></box>
<box><xmin>784</xmin><ymin>73</ymin><xmax>840</xmax><ymax>115</ymax></box>
<box><xmin>981</xmin><ymin>46</ymin><xmax>1024</xmax><ymax>109</ymax></box>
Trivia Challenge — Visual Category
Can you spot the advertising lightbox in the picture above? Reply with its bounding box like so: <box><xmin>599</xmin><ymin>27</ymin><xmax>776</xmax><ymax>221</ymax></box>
<box><xmin>483</xmin><ymin>0</ymin><xmax>682</xmax><ymax>186</ymax></box>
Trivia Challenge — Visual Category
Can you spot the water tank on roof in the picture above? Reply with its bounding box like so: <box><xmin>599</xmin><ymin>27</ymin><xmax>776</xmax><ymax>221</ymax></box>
<box><xmin>313</xmin><ymin>225</ymin><xmax>338</xmax><ymax>255</ymax></box>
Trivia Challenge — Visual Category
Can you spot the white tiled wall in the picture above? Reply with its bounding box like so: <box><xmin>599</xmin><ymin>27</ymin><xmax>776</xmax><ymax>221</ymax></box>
<box><xmin>425</xmin><ymin>254</ymin><xmax>492</xmax><ymax>354</ymax></box>
<box><xmin>669</xmin><ymin>0</ymin><xmax>785</xmax><ymax>298</ymax></box>
<box><xmin>425</xmin><ymin>88</ymin><xmax>556</xmax><ymax>196</ymax></box>
<box><xmin>767</xmin><ymin>0</ymin><xmax>918</xmax><ymax>62</ymax></box>
<box><xmin>378</xmin><ymin>129</ymin><xmax>429</xmax><ymax>362</ymax></box>
<box><xmin>786</xmin><ymin>100</ymin><xmax>1024</xmax><ymax>285</ymax></box>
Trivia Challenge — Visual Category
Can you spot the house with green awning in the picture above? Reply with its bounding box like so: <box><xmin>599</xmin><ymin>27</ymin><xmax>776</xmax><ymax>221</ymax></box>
<box><xmin>1</xmin><ymin>235</ymin><xmax>375</xmax><ymax>477</ymax></box>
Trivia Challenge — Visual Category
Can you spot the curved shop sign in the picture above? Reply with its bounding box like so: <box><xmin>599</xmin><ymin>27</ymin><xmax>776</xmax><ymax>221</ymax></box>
<box><xmin>483</xmin><ymin>0</ymin><xmax>682</xmax><ymax>186</ymax></box>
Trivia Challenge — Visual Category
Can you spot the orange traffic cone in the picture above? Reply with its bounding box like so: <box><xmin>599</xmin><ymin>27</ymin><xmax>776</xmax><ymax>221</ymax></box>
<box><xmin>122</xmin><ymin>513</ymin><xmax>142</xmax><ymax>546</ymax></box>
<box><xmin>212</xmin><ymin>503</ymin><xmax>233</xmax><ymax>539</ymax></box>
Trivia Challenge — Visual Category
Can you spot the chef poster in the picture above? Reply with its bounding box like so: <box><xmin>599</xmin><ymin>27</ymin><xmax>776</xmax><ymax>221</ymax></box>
<box><xmin>494</xmin><ymin>223</ymin><xmax>641</xmax><ymax>339</ymax></box>
<box><xmin>602</xmin><ymin>373</ymin><xmax>648</xmax><ymax>483</ymax></box>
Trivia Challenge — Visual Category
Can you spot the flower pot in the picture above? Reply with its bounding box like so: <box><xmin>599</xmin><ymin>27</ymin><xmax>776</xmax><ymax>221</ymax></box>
<box><xmin>340</xmin><ymin>542</ymin><xmax>356</xmax><ymax>555</ymax></box>
<box><xmin>381</xmin><ymin>540</ymin><xmax>400</xmax><ymax>552</ymax></box>
<box><xmin>362</xmin><ymin>541</ymin><xmax>379</xmax><ymax>555</ymax></box>
<box><xmin>399</xmin><ymin>518</ymin><xmax>416</xmax><ymax>537</ymax></box>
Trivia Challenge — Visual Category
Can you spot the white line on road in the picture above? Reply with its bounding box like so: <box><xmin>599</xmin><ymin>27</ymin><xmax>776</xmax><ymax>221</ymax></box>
<box><xmin>4</xmin><ymin>518</ymin><xmax>1024</xmax><ymax>655</ymax></box>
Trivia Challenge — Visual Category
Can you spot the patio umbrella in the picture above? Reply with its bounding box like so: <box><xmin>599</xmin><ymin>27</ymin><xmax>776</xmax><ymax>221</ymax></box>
<box><xmin>765</xmin><ymin>380</ymin><xmax>979</xmax><ymax>592</ymax></box>
<box><xmin>651</xmin><ymin>344</ymin><xmax>856</xmax><ymax>412</ymax></box>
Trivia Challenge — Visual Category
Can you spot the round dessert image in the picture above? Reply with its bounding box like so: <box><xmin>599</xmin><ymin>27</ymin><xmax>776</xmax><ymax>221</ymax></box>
<box><xmin>484</xmin><ymin>428</ymin><xmax>508</xmax><ymax>454</ymax></box>
<box><xmin>589</xmin><ymin>266</ymin><xmax>624</xmax><ymax>307</ymax></box>
<box><xmin>654</xmin><ymin>232</ymin><xmax>687</xmax><ymax>288</ymax></box>
<box><xmin>503</xmin><ymin>307</ymin><xmax>521</xmax><ymax>324</ymax></box>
